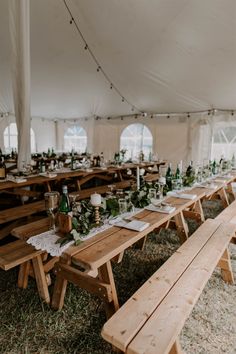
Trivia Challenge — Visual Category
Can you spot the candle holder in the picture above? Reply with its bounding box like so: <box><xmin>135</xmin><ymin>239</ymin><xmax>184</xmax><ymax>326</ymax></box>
<box><xmin>90</xmin><ymin>192</ymin><xmax>102</xmax><ymax>226</ymax></box>
<box><xmin>94</xmin><ymin>205</ymin><xmax>101</xmax><ymax>225</ymax></box>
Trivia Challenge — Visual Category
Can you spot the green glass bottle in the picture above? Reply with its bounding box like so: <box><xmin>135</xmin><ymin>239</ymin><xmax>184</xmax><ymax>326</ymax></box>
<box><xmin>212</xmin><ymin>159</ymin><xmax>217</xmax><ymax>175</ymax></box>
<box><xmin>165</xmin><ymin>163</ymin><xmax>173</xmax><ymax>190</ymax></box>
<box><xmin>59</xmin><ymin>185</ymin><xmax>71</xmax><ymax>213</ymax></box>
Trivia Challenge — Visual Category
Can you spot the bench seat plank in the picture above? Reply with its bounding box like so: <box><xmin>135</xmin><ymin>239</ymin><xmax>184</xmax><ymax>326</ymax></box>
<box><xmin>0</xmin><ymin>239</ymin><xmax>43</xmax><ymax>270</ymax></box>
<box><xmin>126</xmin><ymin>222</ymin><xmax>235</xmax><ymax>354</ymax></box>
<box><xmin>0</xmin><ymin>200</ymin><xmax>45</xmax><ymax>225</ymax></box>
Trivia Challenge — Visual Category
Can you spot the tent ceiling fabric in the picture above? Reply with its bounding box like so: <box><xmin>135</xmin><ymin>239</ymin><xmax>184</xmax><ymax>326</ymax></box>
<box><xmin>0</xmin><ymin>0</ymin><xmax>236</xmax><ymax>119</ymax></box>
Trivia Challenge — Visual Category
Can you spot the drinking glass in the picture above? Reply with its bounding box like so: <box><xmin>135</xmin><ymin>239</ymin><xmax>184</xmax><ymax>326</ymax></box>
<box><xmin>116</xmin><ymin>189</ymin><xmax>124</xmax><ymax>198</ymax></box>
<box><xmin>118</xmin><ymin>198</ymin><xmax>127</xmax><ymax>214</ymax></box>
<box><xmin>44</xmin><ymin>191</ymin><xmax>60</xmax><ymax>231</ymax></box>
<box><xmin>148</xmin><ymin>188</ymin><xmax>156</xmax><ymax>199</ymax></box>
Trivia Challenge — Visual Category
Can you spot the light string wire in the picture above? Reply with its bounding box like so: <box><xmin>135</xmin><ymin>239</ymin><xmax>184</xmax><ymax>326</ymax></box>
<box><xmin>62</xmin><ymin>0</ymin><xmax>142</xmax><ymax>114</ymax></box>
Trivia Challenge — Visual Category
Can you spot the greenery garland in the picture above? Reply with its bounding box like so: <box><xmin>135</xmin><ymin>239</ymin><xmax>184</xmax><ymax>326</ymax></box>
<box><xmin>56</xmin><ymin>180</ymin><xmax>154</xmax><ymax>246</ymax></box>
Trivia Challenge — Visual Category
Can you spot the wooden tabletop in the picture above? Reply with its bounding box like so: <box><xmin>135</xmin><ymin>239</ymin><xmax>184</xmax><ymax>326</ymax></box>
<box><xmin>0</xmin><ymin>162</ymin><xmax>163</xmax><ymax>191</ymax></box>
<box><xmin>12</xmin><ymin>189</ymin><xmax>205</xmax><ymax>270</ymax></box>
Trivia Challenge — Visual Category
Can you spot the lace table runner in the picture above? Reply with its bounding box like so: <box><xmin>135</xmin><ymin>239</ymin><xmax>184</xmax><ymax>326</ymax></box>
<box><xmin>27</xmin><ymin>209</ymin><xmax>143</xmax><ymax>257</ymax></box>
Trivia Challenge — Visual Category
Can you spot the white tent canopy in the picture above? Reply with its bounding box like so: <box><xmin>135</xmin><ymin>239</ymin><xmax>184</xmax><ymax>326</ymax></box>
<box><xmin>1</xmin><ymin>0</ymin><xmax>236</xmax><ymax>119</ymax></box>
<box><xmin>0</xmin><ymin>0</ymin><xmax>236</xmax><ymax>168</ymax></box>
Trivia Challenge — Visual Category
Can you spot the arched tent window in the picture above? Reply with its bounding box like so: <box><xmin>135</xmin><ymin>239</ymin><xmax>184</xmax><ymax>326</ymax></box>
<box><xmin>64</xmin><ymin>125</ymin><xmax>87</xmax><ymax>152</ymax></box>
<box><xmin>120</xmin><ymin>123</ymin><xmax>153</xmax><ymax>160</ymax></box>
<box><xmin>211</xmin><ymin>126</ymin><xmax>236</xmax><ymax>160</ymax></box>
<box><xmin>3</xmin><ymin>123</ymin><xmax>36</xmax><ymax>153</ymax></box>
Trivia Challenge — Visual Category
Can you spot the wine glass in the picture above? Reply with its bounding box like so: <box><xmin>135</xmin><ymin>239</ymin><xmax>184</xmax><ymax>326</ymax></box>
<box><xmin>44</xmin><ymin>191</ymin><xmax>60</xmax><ymax>232</ymax></box>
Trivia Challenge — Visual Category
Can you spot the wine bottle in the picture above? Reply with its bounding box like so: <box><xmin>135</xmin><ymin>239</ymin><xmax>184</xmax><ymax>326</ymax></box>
<box><xmin>71</xmin><ymin>151</ymin><xmax>76</xmax><ymax>170</ymax></box>
<box><xmin>0</xmin><ymin>157</ymin><xmax>6</xmax><ymax>180</ymax></box>
<box><xmin>212</xmin><ymin>159</ymin><xmax>217</xmax><ymax>175</ymax></box>
<box><xmin>59</xmin><ymin>185</ymin><xmax>71</xmax><ymax>213</ymax></box>
<box><xmin>40</xmin><ymin>158</ymin><xmax>46</xmax><ymax>173</ymax></box>
<box><xmin>165</xmin><ymin>163</ymin><xmax>172</xmax><ymax>190</ymax></box>
<box><xmin>186</xmin><ymin>161</ymin><xmax>194</xmax><ymax>177</ymax></box>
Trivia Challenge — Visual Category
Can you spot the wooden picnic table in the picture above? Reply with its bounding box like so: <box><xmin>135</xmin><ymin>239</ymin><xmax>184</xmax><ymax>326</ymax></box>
<box><xmin>0</xmin><ymin>162</ymin><xmax>162</xmax><ymax>192</ymax></box>
<box><xmin>11</xmin><ymin>189</ymin><xmax>205</xmax><ymax>313</ymax></box>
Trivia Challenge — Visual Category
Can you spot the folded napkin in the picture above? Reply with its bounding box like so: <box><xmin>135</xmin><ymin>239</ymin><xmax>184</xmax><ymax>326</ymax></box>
<box><xmin>7</xmin><ymin>176</ymin><xmax>27</xmax><ymax>183</ymax></box>
<box><xmin>196</xmin><ymin>183</ymin><xmax>218</xmax><ymax>190</ymax></box>
<box><xmin>111</xmin><ymin>219</ymin><xmax>150</xmax><ymax>231</ymax></box>
<box><xmin>39</xmin><ymin>172</ymin><xmax>57</xmax><ymax>178</ymax></box>
<box><xmin>145</xmin><ymin>204</ymin><xmax>176</xmax><ymax>214</ymax></box>
<box><xmin>167</xmin><ymin>191</ymin><xmax>197</xmax><ymax>200</ymax></box>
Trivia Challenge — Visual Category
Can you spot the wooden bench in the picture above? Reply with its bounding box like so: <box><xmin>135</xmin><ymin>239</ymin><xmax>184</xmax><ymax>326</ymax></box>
<box><xmin>70</xmin><ymin>180</ymin><xmax>132</xmax><ymax>200</ymax></box>
<box><xmin>101</xmin><ymin>219</ymin><xmax>235</xmax><ymax>354</ymax></box>
<box><xmin>0</xmin><ymin>200</ymin><xmax>46</xmax><ymax>225</ymax></box>
<box><xmin>0</xmin><ymin>238</ymin><xmax>56</xmax><ymax>304</ymax></box>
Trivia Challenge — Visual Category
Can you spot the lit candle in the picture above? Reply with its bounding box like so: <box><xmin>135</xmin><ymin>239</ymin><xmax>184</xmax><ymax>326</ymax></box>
<box><xmin>90</xmin><ymin>192</ymin><xmax>102</xmax><ymax>206</ymax></box>
<box><xmin>136</xmin><ymin>167</ymin><xmax>140</xmax><ymax>190</ymax></box>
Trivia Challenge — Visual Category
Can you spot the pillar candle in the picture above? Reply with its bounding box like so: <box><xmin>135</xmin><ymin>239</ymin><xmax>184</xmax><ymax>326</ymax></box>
<box><xmin>136</xmin><ymin>166</ymin><xmax>140</xmax><ymax>190</ymax></box>
<box><xmin>90</xmin><ymin>192</ymin><xmax>102</xmax><ymax>206</ymax></box>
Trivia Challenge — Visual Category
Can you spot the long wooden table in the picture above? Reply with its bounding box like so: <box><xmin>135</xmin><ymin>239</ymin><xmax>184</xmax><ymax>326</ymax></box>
<box><xmin>0</xmin><ymin>162</ymin><xmax>164</xmax><ymax>192</ymax></box>
<box><xmin>12</xmin><ymin>189</ymin><xmax>205</xmax><ymax>313</ymax></box>
<box><xmin>10</xmin><ymin>176</ymin><xmax>235</xmax><ymax>311</ymax></box>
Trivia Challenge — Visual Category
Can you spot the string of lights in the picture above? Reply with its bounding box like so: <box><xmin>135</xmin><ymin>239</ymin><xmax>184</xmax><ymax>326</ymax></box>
<box><xmin>62</xmin><ymin>0</ymin><xmax>142</xmax><ymax>114</ymax></box>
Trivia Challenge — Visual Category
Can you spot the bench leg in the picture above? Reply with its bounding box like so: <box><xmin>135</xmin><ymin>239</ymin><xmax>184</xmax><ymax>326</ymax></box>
<box><xmin>217</xmin><ymin>248</ymin><xmax>234</xmax><ymax>284</ymax></box>
<box><xmin>174</xmin><ymin>212</ymin><xmax>189</xmax><ymax>244</ymax></box>
<box><xmin>169</xmin><ymin>339</ymin><xmax>185</xmax><ymax>354</ymax></box>
<box><xmin>18</xmin><ymin>260</ymin><xmax>31</xmax><ymax>289</ymax></box>
<box><xmin>32</xmin><ymin>255</ymin><xmax>50</xmax><ymax>304</ymax></box>
<box><xmin>98</xmin><ymin>261</ymin><xmax>119</xmax><ymax>319</ymax></box>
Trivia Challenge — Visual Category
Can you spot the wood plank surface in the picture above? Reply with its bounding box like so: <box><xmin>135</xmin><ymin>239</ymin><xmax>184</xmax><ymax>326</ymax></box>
<box><xmin>126</xmin><ymin>222</ymin><xmax>236</xmax><ymax>354</ymax></box>
<box><xmin>0</xmin><ymin>200</ymin><xmax>46</xmax><ymax>225</ymax></box>
<box><xmin>0</xmin><ymin>240</ymin><xmax>43</xmax><ymax>270</ymax></box>
<box><xmin>101</xmin><ymin>219</ymin><xmax>222</xmax><ymax>351</ymax></box>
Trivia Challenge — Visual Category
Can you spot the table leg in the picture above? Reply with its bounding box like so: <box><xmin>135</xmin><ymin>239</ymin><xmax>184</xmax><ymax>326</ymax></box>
<box><xmin>193</xmin><ymin>200</ymin><xmax>205</xmax><ymax>223</ymax></box>
<box><xmin>217</xmin><ymin>188</ymin><xmax>229</xmax><ymax>208</ymax></box>
<box><xmin>51</xmin><ymin>264</ymin><xmax>68</xmax><ymax>310</ymax></box>
<box><xmin>98</xmin><ymin>261</ymin><xmax>119</xmax><ymax>319</ymax></box>
<box><xmin>174</xmin><ymin>211</ymin><xmax>189</xmax><ymax>244</ymax></box>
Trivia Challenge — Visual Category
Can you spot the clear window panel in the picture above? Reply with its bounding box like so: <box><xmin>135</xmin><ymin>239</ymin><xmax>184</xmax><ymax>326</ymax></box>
<box><xmin>120</xmin><ymin>123</ymin><xmax>153</xmax><ymax>160</ymax></box>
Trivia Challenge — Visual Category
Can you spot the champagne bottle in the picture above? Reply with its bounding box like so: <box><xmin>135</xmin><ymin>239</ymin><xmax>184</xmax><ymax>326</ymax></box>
<box><xmin>165</xmin><ymin>163</ymin><xmax>172</xmax><ymax>190</ymax></box>
<box><xmin>0</xmin><ymin>157</ymin><xmax>6</xmax><ymax>180</ymax></box>
<box><xmin>59</xmin><ymin>185</ymin><xmax>71</xmax><ymax>213</ymax></box>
